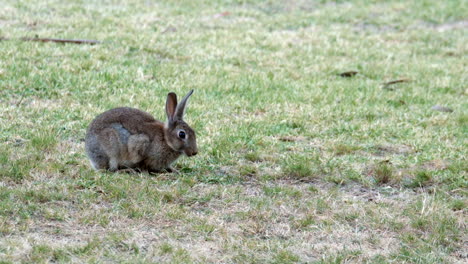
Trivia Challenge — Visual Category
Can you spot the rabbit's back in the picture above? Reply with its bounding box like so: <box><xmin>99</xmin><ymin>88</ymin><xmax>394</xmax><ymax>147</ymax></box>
<box><xmin>87</xmin><ymin>107</ymin><xmax>160</xmax><ymax>134</ymax></box>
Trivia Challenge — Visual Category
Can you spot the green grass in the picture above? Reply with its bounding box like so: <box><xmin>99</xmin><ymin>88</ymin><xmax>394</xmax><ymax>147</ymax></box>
<box><xmin>0</xmin><ymin>0</ymin><xmax>467</xmax><ymax>262</ymax></box>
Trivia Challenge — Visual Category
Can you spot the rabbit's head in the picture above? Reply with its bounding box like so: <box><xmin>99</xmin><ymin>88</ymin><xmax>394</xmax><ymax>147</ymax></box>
<box><xmin>164</xmin><ymin>90</ymin><xmax>198</xmax><ymax>157</ymax></box>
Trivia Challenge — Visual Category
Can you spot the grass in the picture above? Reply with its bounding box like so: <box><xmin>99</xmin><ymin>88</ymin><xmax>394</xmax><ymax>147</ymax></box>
<box><xmin>0</xmin><ymin>0</ymin><xmax>467</xmax><ymax>262</ymax></box>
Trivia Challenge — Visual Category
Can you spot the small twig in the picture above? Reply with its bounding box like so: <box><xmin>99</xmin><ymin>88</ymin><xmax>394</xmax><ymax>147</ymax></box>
<box><xmin>162</xmin><ymin>26</ymin><xmax>177</xmax><ymax>34</ymax></box>
<box><xmin>213</xmin><ymin>11</ymin><xmax>231</xmax><ymax>18</ymax></box>
<box><xmin>1</xmin><ymin>36</ymin><xmax>101</xmax><ymax>45</ymax></box>
<box><xmin>431</xmin><ymin>105</ymin><xmax>454</xmax><ymax>113</ymax></box>
<box><xmin>338</xmin><ymin>71</ymin><xmax>358</xmax><ymax>77</ymax></box>
<box><xmin>382</xmin><ymin>79</ymin><xmax>411</xmax><ymax>90</ymax></box>
<box><xmin>21</xmin><ymin>37</ymin><xmax>100</xmax><ymax>45</ymax></box>
<box><xmin>15</xmin><ymin>91</ymin><xmax>26</xmax><ymax>106</ymax></box>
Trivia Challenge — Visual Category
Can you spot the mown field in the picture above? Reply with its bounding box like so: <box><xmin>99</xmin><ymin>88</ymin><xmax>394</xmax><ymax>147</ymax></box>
<box><xmin>0</xmin><ymin>0</ymin><xmax>467</xmax><ymax>263</ymax></box>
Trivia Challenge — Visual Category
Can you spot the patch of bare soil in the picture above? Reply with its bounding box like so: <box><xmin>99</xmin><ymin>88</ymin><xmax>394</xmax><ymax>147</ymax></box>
<box><xmin>409</xmin><ymin>20</ymin><xmax>468</xmax><ymax>32</ymax></box>
<box><xmin>354</xmin><ymin>22</ymin><xmax>397</xmax><ymax>33</ymax></box>
<box><xmin>419</xmin><ymin>159</ymin><xmax>450</xmax><ymax>171</ymax></box>
<box><xmin>433</xmin><ymin>20</ymin><xmax>468</xmax><ymax>31</ymax></box>
<box><xmin>1</xmin><ymin>182</ymin><xmax>465</xmax><ymax>262</ymax></box>
<box><xmin>371</xmin><ymin>143</ymin><xmax>415</xmax><ymax>157</ymax></box>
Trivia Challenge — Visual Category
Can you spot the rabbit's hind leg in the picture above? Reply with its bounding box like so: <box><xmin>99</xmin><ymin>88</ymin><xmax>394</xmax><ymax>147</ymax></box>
<box><xmin>88</xmin><ymin>152</ymin><xmax>109</xmax><ymax>171</ymax></box>
<box><xmin>85</xmin><ymin>133</ymin><xmax>110</xmax><ymax>170</ymax></box>
<box><xmin>98</xmin><ymin>128</ymin><xmax>124</xmax><ymax>172</ymax></box>
<box><xmin>127</xmin><ymin>134</ymin><xmax>150</xmax><ymax>164</ymax></box>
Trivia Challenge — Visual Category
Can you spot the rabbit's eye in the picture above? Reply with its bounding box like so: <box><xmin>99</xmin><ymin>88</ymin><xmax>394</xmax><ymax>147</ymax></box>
<box><xmin>178</xmin><ymin>131</ymin><xmax>186</xmax><ymax>139</ymax></box>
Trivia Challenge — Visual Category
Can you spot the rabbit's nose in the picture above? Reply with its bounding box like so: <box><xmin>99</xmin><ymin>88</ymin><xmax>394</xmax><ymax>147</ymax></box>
<box><xmin>186</xmin><ymin>150</ymin><xmax>198</xmax><ymax>157</ymax></box>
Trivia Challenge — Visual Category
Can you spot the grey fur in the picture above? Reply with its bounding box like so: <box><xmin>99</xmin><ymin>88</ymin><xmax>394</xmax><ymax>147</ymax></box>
<box><xmin>85</xmin><ymin>91</ymin><xmax>198</xmax><ymax>173</ymax></box>
<box><xmin>110</xmin><ymin>123</ymin><xmax>131</xmax><ymax>145</ymax></box>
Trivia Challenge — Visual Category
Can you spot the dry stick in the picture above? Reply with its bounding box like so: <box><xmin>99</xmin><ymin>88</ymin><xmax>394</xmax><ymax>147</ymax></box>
<box><xmin>21</xmin><ymin>37</ymin><xmax>100</xmax><ymax>45</ymax></box>
<box><xmin>339</xmin><ymin>71</ymin><xmax>358</xmax><ymax>77</ymax></box>
<box><xmin>1</xmin><ymin>36</ymin><xmax>101</xmax><ymax>45</ymax></box>
<box><xmin>15</xmin><ymin>92</ymin><xmax>26</xmax><ymax>106</ymax></box>
<box><xmin>382</xmin><ymin>79</ymin><xmax>411</xmax><ymax>90</ymax></box>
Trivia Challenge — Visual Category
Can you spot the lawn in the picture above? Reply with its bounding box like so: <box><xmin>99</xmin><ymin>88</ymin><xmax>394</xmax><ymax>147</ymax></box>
<box><xmin>0</xmin><ymin>0</ymin><xmax>467</xmax><ymax>263</ymax></box>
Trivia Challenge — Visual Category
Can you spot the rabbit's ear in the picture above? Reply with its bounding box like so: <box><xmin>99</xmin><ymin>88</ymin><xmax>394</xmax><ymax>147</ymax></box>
<box><xmin>175</xmin><ymin>90</ymin><xmax>193</xmax><ymax>120</ymax></box>
<box><xmin>166</xmin><ymin>92</ymin><xmax>178</xmax><ymax>124</ymax></box>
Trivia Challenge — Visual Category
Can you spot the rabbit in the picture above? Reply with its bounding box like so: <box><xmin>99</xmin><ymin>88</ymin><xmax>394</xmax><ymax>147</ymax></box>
<box><xmin>85</xmin><ymin>90</ymin><xmax>198</xmax><ymax>173</ymax></box>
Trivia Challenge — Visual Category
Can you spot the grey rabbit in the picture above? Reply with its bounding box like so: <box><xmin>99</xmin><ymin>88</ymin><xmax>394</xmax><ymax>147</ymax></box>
<box><xmin>85</xmin><ymin>90</ymin><xmax>198</xmax><ymax>173</ymax></box>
